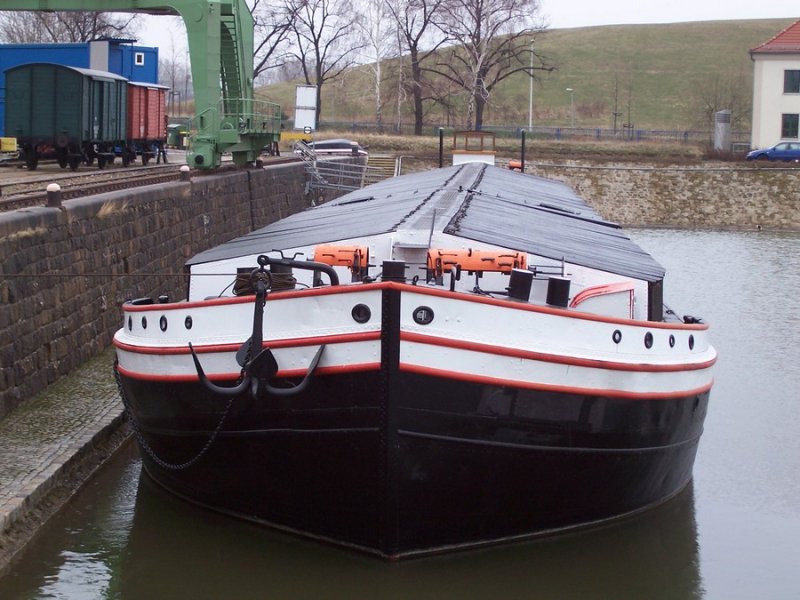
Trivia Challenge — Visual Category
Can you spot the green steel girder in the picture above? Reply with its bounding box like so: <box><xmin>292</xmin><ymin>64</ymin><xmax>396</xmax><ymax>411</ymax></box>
<box><xmin>0</xmin><ymin>1</ymin><xmax>281</xmax><ymax>168</ymax></box>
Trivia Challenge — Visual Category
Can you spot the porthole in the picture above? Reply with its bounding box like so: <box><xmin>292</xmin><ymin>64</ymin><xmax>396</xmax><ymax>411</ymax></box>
<box><xmin>141</xmin><ymin>316</ymin><xmax>147</xmax><ymax>329</ymax></box>
<box><xmin>351</xmin><ymin>304</ymin><xmax>371</xmax><ymax>324</ymax></box>
<box><xmin>160</xmin><ymin>316</ymin><xmax>168</xmax><ymax>332</ymax></box>
<box><xmin>644</xmin><ymin>332</ymin><xmax>653</xmax><ymax>349</ymax></box>
<box><xmin>413</xmin><ymin>306</ymin><xmax>434</xmax><ymax>325</ymax></box>
<box><xmin>669</xmin><ymin>334</ymin><xmax>675</xmax><ymax>348</ymax></box>
<box><xmin>127</xmin><ymin>316</ymin><xmax>132</xmax><ymax>331</ymax></box>
<box><xmin>688</xmin><ymin>335</ymin><xmax>695</xmax><ymax>350</ymax></box>
<box><xmin>185</xmin><ymin>316</ymin><xmax>193</xmax><ymax>330</ymax></box>
<box><xmin>612</xmin><ymin>330</ymin><xmax>622</xmax><ymax>344</ymax></box>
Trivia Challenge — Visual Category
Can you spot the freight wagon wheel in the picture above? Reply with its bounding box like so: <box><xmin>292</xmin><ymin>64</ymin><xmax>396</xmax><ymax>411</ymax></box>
<box><xmin>97</xmin><ymin>155</ymin><xmax>107</xmax><ymax>169</ymax></box>
<box><xmin>68</xmin><ymin>156</ymin><xmax>80</xmax><ymax>171</ymax></box>
<box><xmin>23</xmin><ymin>145</ymin><xmax>39</xmax><ymax>170</ymax></box>
<box><xmin>119</xmin><ymin>147</ymin><xmax>132</xmax><ymax>167</ymax></box>
<box><xmin>57</xmin><ymin>153</ymin><xmax>68</xmax><ymax>168</ymax></box>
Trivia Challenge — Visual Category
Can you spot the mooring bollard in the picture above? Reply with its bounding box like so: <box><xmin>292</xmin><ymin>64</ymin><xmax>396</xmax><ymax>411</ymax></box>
<box><xmin>46</xmin><ymin>183</ymin><xmax>61</xmax><ymax>207</ymax></box>
<box><xmin>180</xmin><ymin>165</ymin><xmax>191</xmax><ymax>181</ymax></box>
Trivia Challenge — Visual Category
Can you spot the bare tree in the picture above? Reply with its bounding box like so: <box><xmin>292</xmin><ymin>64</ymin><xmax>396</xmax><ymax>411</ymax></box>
<box><xmin>386</xmin><ymin>0</ymin><xmax>450</xmax><ymax>135</ymax></box>
<box><xmin>0</xmin><ymin>11</ymin><xmax>139</xmax><ymax>43</ymax></box>
<box><xmin>251</xmin><ymin>0</ymin><xmax>296</xmax><ymax>84</ymax></box>
<box><xmin>275</xmin><ymin>57</ymin><xmax>307</xmax><ymax>83</ymax></box>
<box><xmin>0</xmin><ymin>11</ymin><xmax>50</xmax><ymax>43</ymax></box>
<box><xmin>427</xmin><ymin>69</ymin><xmax>462</xmax><ymax>126</ymax></box>
<box><xmin>286</xmin><ymin>0</ymin><xmax>366</xmax><ymax>125</ymax></box>
<box><xmin>160</xmin><ymin>43</ymin><xmax>193</xmax><ymax>116</ymax></box>
<box><xmin>687</xmin><ymin>69</ymin><xmax>752</xmax><ymax>132</ymax></box>
<box><xmin>392</xmin><ymin>23</ymin><xmax>408</xmax><ymax>131</ymax></box>
<box><xmin>431</xmin><ymin>0</ymin><xmax>548</xmax><ymax>130</ymax></box>
<box><xmin>357</xmin><ymin>0</ymin><xmax>397</xmax><ymax>132</ymax></box>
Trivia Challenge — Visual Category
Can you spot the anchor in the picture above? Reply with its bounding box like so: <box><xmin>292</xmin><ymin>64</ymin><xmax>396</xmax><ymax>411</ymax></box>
<box><xmin>189</xmin><ymin>258</ymin><xmax>325</xmax><ymax>398</ymax></box>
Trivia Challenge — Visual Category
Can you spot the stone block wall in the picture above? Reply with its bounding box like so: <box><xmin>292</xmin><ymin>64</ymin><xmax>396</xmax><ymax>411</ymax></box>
<box><xmin>530</xmin><ymin>162</ymin><xmax>800</xmax><ymax>230</ymax></box>
<box><xmin>0</xmin><ymin>162</ymin><xmax>334</xmax><ymax>419</ymax></box>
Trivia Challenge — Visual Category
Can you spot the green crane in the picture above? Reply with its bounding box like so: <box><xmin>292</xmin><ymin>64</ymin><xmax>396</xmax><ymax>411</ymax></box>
<box><xmin>0</xmin><ymin>1</ymin><xmax>280</xmax><ymax>169</ymax></box>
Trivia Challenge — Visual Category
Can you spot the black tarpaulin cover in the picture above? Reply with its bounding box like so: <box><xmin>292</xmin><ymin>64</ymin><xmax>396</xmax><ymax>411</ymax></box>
<box><xmin>187</xmin><ymin>163</ymin><xmax>664</xmax><ymax>283</ymax></box>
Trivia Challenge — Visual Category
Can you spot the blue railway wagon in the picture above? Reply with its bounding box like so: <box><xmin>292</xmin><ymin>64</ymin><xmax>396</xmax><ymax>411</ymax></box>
<box><xmin>5</xmin><ymin>63</ymin><xmax>128</xmax><ymax>170</ymax></box>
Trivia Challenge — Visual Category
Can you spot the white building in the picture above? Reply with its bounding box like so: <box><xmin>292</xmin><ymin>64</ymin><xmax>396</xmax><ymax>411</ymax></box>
<box><xmin>750</xmin><ymin>20</ymin><xmax>800</xmax><ymax>150</ymax></box>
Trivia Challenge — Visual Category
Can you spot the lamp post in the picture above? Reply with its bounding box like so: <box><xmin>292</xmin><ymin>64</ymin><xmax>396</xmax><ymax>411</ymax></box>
<box><xmin>528</xmin><ymin>41</ymin><xmax>534</xmax><ymax>132</ymax></box>
<box><xmin>566</xmin><ymin>88</ymin><xmax>575</xmax><ymax>128</ymax></box>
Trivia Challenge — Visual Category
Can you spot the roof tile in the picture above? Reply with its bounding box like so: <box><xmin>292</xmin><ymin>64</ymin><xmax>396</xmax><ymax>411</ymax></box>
<box><xmin>751</xmin><ymin>19</ymin><xmax>800</xmax><ymax>54</ymax></box>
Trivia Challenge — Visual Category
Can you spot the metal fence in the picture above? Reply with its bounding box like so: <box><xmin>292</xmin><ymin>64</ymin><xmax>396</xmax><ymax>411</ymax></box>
<box><xmin>310</xmin><ymin>120</ymin><xmax>751</xmax><ymax>146</ymax></box>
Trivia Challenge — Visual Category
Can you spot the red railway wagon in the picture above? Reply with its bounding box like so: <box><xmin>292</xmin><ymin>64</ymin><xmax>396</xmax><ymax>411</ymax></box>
<box><xmin>124</xmin><ymin>81</ymin><xmax>169</xmax><ymax>165</ymax></box>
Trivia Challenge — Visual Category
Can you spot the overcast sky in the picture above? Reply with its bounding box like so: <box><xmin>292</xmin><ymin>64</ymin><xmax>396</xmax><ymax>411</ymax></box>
<box><xmin>135</xmin><ymin>1</ymin><xmax>799</xmax><ymax>53</ymax></box>
<box><xmin>541</xmin><ymin>0</ymin><xmax>797</xmax><ymax>29</ymax></box>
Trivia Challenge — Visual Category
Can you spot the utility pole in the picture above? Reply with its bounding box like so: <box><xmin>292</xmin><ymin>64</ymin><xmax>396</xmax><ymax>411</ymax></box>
<box><xmin>528</xmin><ymin>40</ymin><xmax>534</xmax><ymax>132</ymax></box>
<box><xmin>626</xmin><ymin>83</ymin><xmax>633</xmax><ymax>140</ymax></box>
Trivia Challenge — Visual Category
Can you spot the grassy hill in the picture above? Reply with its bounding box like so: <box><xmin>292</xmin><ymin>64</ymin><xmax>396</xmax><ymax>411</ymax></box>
<box><xmin>257</xmin><ymin>18</ymin><xmax>795</xmax><ymax>132</ymax></box>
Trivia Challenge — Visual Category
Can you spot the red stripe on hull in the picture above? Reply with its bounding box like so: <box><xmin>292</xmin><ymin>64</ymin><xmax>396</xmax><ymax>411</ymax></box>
<box><xmin>113</xmin><ymin>331</ymin><xmax>381</xmax><ymax>356</ymax></box>
<box><xmin>400</xmin><ymin>331</ymin><xmax>716</xmax><ymax>373</ymax></box>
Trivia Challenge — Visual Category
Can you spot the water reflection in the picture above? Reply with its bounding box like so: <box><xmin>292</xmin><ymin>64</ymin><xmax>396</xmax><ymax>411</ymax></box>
<box><xmin>115</xmin><ymin>458</ymin><xmax>702</xmax><ymax>600</ymax></box>
<box><xmin>0</xmin><ymin>449</ymin><xmax>138</xmax><ymax>600</ymax></box>
<box><xmin>38</xmin><ymin>551</ymin><xmax>112</xmax><ymax>599</ymax></box>
<box><xmin>0</xmin><ymin>441</ymin><xmax>702</xmax><ymax>600</ymax></box>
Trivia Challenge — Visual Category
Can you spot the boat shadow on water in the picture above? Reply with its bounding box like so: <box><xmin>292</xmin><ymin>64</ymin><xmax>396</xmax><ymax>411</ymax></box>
<box><xmin>120</xmin><ymin>462</ymin><xmax>703</xmax><ymax>599</ymax></box>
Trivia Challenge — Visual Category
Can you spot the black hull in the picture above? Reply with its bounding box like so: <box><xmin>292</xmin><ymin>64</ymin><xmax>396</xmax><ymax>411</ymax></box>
<box><xmin>119</xmin><ymin>368</ymin><xmax>708</xmax><ymax>558</ymax></box>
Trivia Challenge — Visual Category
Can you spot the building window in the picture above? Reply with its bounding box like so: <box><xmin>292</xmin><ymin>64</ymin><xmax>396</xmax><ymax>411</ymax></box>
<box><xmin>134</xmin><ymin>52</ymin><xmax>145</xmax><ymax>66</ymax></box>
<box><xmin>781</xmin><ymin>114</ymin><xmax>799</xmax><ymax>139</ymax></box>
<box><xmin>785</xmin><ymin>70</ymin><xmax>800</xmax><ymax>93</ymax></box>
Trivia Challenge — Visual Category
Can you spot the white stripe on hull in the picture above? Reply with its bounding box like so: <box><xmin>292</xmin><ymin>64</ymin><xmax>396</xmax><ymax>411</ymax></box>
<box><xmin>115</xmin><ymin>283</ymin><xmax>714</xmax><ymax>397</ymax></box>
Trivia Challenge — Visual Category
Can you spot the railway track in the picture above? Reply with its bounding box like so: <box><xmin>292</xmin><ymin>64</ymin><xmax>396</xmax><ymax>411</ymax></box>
<box><xmin>0</xmin><ymin>164</ymin><xmax>181</xmax><ymax>211</ymax></box>
<box><xmin>0</xmin><ymin>155</ymin><xmax>300</xmax><ymax>212</ymax></box>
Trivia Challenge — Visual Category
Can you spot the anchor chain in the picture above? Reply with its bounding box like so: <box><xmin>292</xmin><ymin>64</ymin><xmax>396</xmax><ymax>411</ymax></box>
<box><xmin>114</xmin><ymin>256</ymin><xmax>325</xmax><ymax>470</ymax></box>
<box><xmin>114</xmin><ymin>358</ymin><xmax>235</xmax><ymax>471</ymax></box>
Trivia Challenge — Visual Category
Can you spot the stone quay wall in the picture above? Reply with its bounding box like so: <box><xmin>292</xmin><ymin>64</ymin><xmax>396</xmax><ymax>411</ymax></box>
<box><xmin>1</xmin><ymin>160</ymin><xmax>798</xmax><ymax>419</ymax></box>
<box><xmin>529</xmin><ymin>162</ymin><xmax>800</xmax><ymax>230</ymax></box>
<box><xmin>0</xmin><ymin>162</ymin><xmax>348</xmax><ymax>420</ymax></box>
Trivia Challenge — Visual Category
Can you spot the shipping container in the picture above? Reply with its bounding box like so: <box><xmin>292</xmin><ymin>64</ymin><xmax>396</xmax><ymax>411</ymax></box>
<box><xmin>4</xmin><ymin>62</ymin><xmax>128</xmax><ymax>170</ymax></box>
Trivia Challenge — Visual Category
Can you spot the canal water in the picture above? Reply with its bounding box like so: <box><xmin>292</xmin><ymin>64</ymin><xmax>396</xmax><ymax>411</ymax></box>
<box><xmin>0</xmin><ymin>229</ymin><xmax>798</xmax><ymax>599</ymax></box>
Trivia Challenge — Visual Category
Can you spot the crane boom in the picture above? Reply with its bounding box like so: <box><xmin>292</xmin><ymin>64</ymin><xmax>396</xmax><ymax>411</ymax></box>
<box><xmin>0</xmin><ymin>1</ymin><xmax>280</xmax><ymax>168</ymax></box>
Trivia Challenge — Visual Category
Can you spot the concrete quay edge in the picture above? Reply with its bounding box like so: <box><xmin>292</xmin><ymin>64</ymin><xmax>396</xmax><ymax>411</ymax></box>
<box><xmin>0</xmin><ymin>347</ymin><xmax>131</xmax><ymax>574</ymax></box>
